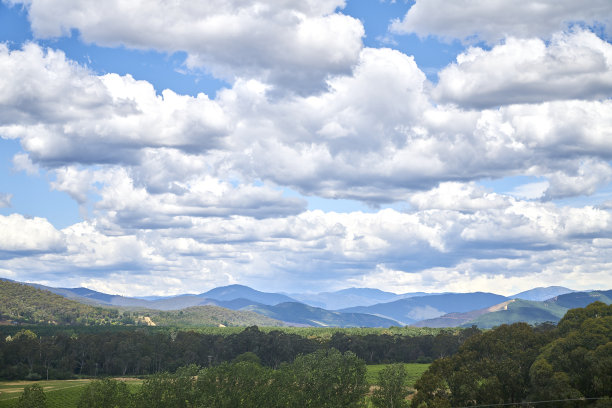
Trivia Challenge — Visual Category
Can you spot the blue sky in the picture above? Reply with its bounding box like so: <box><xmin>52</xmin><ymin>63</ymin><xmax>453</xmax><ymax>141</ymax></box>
<box><xmin>1</xmin><ymin>0</ymin><xmax>611</xmax><ymax>296</ymax></box>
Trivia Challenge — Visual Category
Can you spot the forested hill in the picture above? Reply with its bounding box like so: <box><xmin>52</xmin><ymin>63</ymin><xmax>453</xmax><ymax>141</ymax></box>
<box><xmin>0</xmin><ymin>280</ymin><xmax>286</xmax><ymax>327</ymax></box>
<box><xmin>0</xmin><ymin>279</ymin><xmax>125</xmax><ymax>325</ymax></box>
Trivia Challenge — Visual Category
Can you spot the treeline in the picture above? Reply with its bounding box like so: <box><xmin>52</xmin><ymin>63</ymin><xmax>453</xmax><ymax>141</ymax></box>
<box><xmin>0</xmin><ymin>325</ymin><xmax>477</xmax><ymax>380</ymax></box>
<box><xmin>413</xmin><ymin>301</ymin><xmax>612</xmax><ymax>407</ymax></box>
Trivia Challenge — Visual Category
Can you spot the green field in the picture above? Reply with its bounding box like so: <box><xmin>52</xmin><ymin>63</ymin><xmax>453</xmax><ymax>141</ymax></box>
<box><xmin>0</xmin><ymin>379</ymin><xmax>142</xmax><ymax>408</ymax></box>
<box><xmin>365</xmin><ymin>363</ymin><xmax>429</xmax><ymax>386</ymax></box>
<box><xmin>0</xmin><ymin>365</ymin><xmax>428</xmax><ymax>407</ymax></box>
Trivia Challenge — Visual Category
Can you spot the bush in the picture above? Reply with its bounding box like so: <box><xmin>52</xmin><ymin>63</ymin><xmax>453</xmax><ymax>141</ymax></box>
<box><xmin>17</xmin><ymin>384</ymin><xmax>47</xmax><ymax>408</ymax></box>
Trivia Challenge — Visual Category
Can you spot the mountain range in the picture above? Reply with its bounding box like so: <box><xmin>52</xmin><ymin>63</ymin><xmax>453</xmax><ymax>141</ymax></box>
<box><xmin>2</xmin><ymin>278</ymin><xmax>609</xmax><ymax>328</ymax></box>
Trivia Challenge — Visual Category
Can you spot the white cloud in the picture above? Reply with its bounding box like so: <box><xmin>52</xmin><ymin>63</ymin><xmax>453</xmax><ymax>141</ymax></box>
<box><xmin>0</xmin><ymin>193</ymin><xmax>12</xmax><ymax>208</ymax></box>
<box><xmin>0</xmin><ymin>214</ymin><xmax>65</xmax><ymax>255</ymax></box>
<box><xmin>410</xmin><ymin>182</ymin><xmax>509</xmax><ymax>212</ymax></box>
<box><xmin>434</xmin><ymin>30</ymin><xmax>612</xmax><ymax>108</ymax></box>
<box><xmin>2</xmin><ymin>194</ymin><xmax>610</xmax><ymax>295</ymax></box>
<box><xmin>0</xmin><ymin>44</ymin><xmax>231</xmax><ymax>165</ymax></box>
<box><xmin>12</xmin><ymin>153</ymin><xmax>39</xmax><ymax>176</ymax></box>
<box><xmin>507</xmin><ymin>181</ymin><xmax>549</xmax><ymax>200</ymax></box>
<box><xmin>4</xmin><ymin>43</ymin><xmax>612</xmax><ymax>207</ymax></box>
<box><xmin>390</xmin><ymin>0</ymin><xmax>612</xmax><ymax>43</ymax></box>
<box><xmin>543</xmin><ymin>159</ymin><xmax>612</xmax><ymax>200</ymax></box>
<box><xmin>10</xmin><ymin>0</ymin><xmax>364</xmax><ymax>93</ymax></box>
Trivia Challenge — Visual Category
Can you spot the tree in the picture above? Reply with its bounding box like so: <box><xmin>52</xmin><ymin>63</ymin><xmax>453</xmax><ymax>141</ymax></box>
<box><xmin>280</xmin><ymin>348</ymin><xmax>368</xmax><ymax>408</ymax></box>
<box><xmin>17</xmin><ymin>384</ymin><xmax>47</xmax><ymax>408</ymax></box>
<box><xmin>371</xmin><ymin>364</ymin><xmax>410</xmax><ymax>408</ymax></box>
<box><xmin>78</xmin><ymin>378</ymin><xmax>132</xmax><ymax>408</ymax></box>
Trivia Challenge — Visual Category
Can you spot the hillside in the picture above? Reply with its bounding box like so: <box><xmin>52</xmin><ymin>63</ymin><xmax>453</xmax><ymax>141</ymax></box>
<box><xmin>244</xmin><ymin>302</ymin><xmax>400</xmax><ymax>327</ymax></box>
<box><xmin>510</xmin><ymin>286</ymin><xmax>575</xmax><ymax>301</ymax></box>
<box><xmin>0</xmin><ymin>280</ymin><xmax>286</xmax><ymax>327</ymax></box>
<box><xmin>147</xmin><ymin>305</ymin><xmax>286</xmax><ymax>327</ymax></box>
<box><xmin>411</xmin><ymin>300</ymin><xmax>515</xmax><ymax>328</ymax></box>
<box><xmin>414</xmin><ymin>291</ymin><xmax>612</xmax><ymax>328</ymax></box>
<box><xmin>0</xmin><ymin>279</ymin><xmax>125</xmax><ymax>325</ymax></box>
<box><xmin>289</xmin><ymin>288</ymin><xmax>438</xmax><ymax>310</ymax></box>
<box><xmin>341</xmin><ymin>292</ymin><xmax>509</xmax><ymax>325</ymax></box>
<box><xmin>545</xmin><ymin>289</ymin><xmax>612</xmax><ymax>308</ymax></box>
<box><xmin>200</xmin><ymin>284</ymin><xmax>297</xmax><ymax>305</ymax></box>
<box><xmin>30</xmin><ymin>283</ymin><xmax>300</xmax><ymax>311</ymax></box>
<box><xmin>463</xmin><ymin>299</ymin><xmax>568</xmax><ymax>328</ymax></box>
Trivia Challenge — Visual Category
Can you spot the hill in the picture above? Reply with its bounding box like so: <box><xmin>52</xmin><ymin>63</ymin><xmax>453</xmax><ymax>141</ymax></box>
<box><xmin>199</xmin><ymin>284</ymin><xmax>297</xmax><ymax>305</ymax></box>
<box><xmin>147</xmin><ymin>305</ymin><xmax>285</xmax><ymax>327</ymax></box>
<box><xmin>0</xmin><ymin>279</ymin><xmax>125</xmax><ymax>325</ymax></box>
<box><xmin>289</xmin><ymin>288</ymin><xmax>437</xmax><ymax>310</ymax></box>
<box><xmin>413</xmin><ymin>290</ymin><xmax>612</xmax><ymax>328</ymax></box>
<box><xmin>545</xmin><ymin>289</ymin><xmax>612</xmax><ymax>308</ymax></box>
<box><xmin>0</xmin><ymin>280</ymin><xmax>287</xmax><ymax>327</ymax></box>
<box><xmin>411</xmin><ymin>300</ymin><xmax>515</xmax><ymax>328</ymax></box>
<box><xmin>462</xmin><ymin>299</ymin><xmax>568</xmax><ymax>328</ymax></box>
<box><xmin>510</xmin><ymin>286</ymin><xmax>575</xmax><ymax>301</ymax></box>
<box><xmin>243</xmin><ymin>302</ymin><xmax>401</xmax><ymax>327</ymax></box>
<box><xmin>341</xmin><ymin>292</ymin><xmax>509</xmax><ymax>325</ymax></box>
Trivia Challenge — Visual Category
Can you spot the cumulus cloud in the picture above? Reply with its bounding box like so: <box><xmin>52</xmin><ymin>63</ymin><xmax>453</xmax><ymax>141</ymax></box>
<box><xmin>9</xmin><ymin>0</ymin><xmax>364</xmax><ymax>93</ymax></box>
<box><xmin>12</xmin><ymin>153</ymin><xmax>39</xmax><ymax>176</ymax></box>
<box><xmin>1</xmin><ymin>197</ymin><xmax>610</xmax><ymax>294</ymax></box>
<box><xmin>3</xmin><ymin>43</ymin><xmax>612</xmax><ymax>206</ymax></box>
<box><xmin>542</xmin><ymin>159</ymin><xmax>612</xmax><ymax>200</ymax></box>
<box><xmin>434</xmin><ymin>30</ymin><xmax>612</xmax><ymax>108</ymax></box>
<box><xmin>0</xmin><ymin>214</ymin><xmax>65</xmax><ymax>256</ymax></box>
<box><xmin>390</xmin><ymin>0</ymin><xmax>612</xmax><ymax>43</ymax></box>
<box><xmin>221</xmin><ymin>77</ymin><xmax>612</xmax><ymax>201</ymax></box>
<box><xmin>49</xmin><ymin>164</ymin><xmax>307</xmax><ymax>226</ymax></box>
<box><xmin>0</xmin><ymin>44</ymin><xmax>230</xmax><ymax>166</ymax></box>
<box><xmin>409</xmin><ymin>182</ymin><xmax>509</xmax><ymax>212</ymax></box>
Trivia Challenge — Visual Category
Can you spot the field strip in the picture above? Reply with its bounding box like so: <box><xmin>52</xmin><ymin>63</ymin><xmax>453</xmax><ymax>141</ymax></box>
<box><xmin>0</xmin><ymin>382</ymin><xmax>89</xmax><ymax>401</ymax></box>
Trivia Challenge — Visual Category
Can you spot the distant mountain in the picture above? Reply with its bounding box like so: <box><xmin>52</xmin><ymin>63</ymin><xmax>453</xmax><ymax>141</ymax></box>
<box><xmin>341</xmin><ymin>292</ymin><xmax>509</xmax><ymax>325</ymax></box>
<box><xmin>0</xmin><ymin>280</ymin><xmax>128</xmax><ymax>325</ymax></box>
<box><xmin>243</xmin><ymin>302</ymin><xmax>400</xmax><ymax>328</ymax></box>
<box><xmin>289</xmin><ymin>288</ymin><xmax>438</xmax><ymax>310</ymax></box>
<box><xmin>27</xmin><ymin>284</ymin><xmax>154</xmax><ymax>308</ymax></box>
<box><xmin>463</xmin><ymin>299</ymin><xmax>568</xmax><ymax>328</ymax></box>
<box><xmin>0</xmin><ymin>279</ymin><xmax>287</xmax><ymax>327</ymax></box>
<box><xmin>413</xmin><ymin>290</ymin><xmax>612</xmax><ymax>328</ymax></box>
<box><xmin>147</xmin><ymin>305</ymin><xmax>286</xmax><ymax>327</ymax></box>
<box><xmin>411</xmin><ymin>300</ymin><xmax>515</xmax><ymax>328</ymax></box>
<box><xmin>511</xmin><ymin>286</ymin><xmax>575</xmax><ymax>301</ymax></box>
<box><xmin>21</xmin><ymin>283</ymin><xmax>299</xmax><ymax>311</ymax></box>
<box><xmin>200</xmin><ymin>284</ymin><xmax>298</xmax><ymax>305</ymax></box>
<box><xmin>545</xmin><ymin>290</ymin><xmax>612</xmax><ymax>309</ymax></box>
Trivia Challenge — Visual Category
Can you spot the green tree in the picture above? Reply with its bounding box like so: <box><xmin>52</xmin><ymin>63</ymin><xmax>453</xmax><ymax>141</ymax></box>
<box><xmin>280</xmin><ymin>348</ymin><xmax>368</xmax><ymax>408</ymax></box>
<box><xmin>78</xmin><ymin>378</ymin><xmax>132</xmax><ymax>408</ymax></box>
<box><xmin>371</xmin><ymin>364</ymin><xmax>410</xmax><ymax>408</ymax></box>
<box><xmin>17</xmin><ymin>384</ymin><xmax>47</xmax><ymax>408</ymax></box>
<box><xmin>195</xmin><ymin>361</ymin><xmax>273</xmax><ymax>408</ymax></box>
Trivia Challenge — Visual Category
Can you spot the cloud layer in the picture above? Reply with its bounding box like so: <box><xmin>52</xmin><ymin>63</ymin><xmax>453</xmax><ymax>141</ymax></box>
<box><xmin>0</xmin><ymin>0</ymin><xmax>611</xmax><ymax>295</ymax></box>
<box><xmin>11</xmin><ymin>0</ymin><xmax>364</xmax><ymax>93</ymax></box>
<box><xmin>391</xmin><ymin>0</ymin><xmax>612</xmax><ymax>43</ymax></box>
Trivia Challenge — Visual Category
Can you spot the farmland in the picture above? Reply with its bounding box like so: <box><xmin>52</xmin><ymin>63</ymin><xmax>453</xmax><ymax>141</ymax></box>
<box><xmin>0</xmin><ymin>364</ymin><xmax>428</xmax><ymax>408</ymax></box>
<box><xmin>0</xmin><ymin>379</ymin><xmax>142</xmax><ymax>408</ymax></box>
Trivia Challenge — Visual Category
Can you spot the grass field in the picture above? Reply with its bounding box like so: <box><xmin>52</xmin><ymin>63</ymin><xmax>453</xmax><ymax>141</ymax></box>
<box><xmin>0</xmin><ymin>365</ymin><xmax>428</xmax><ymax>407</ymax></box>
<box><xmin>0</xmin><ymin>379</ymin><xmax>142</xmax><ymax>408</ymax></box>
<box><xmin>365</xmin><ymin>363</ymin><xmax>429</xmax><ymax>386</ymax></box>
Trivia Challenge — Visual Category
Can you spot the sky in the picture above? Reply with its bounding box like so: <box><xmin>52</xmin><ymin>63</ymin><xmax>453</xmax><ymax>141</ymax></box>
<box><xmin>1</xmin><ymin>0</ymin><xmax>611</xmax><ymax>297</ymax></box>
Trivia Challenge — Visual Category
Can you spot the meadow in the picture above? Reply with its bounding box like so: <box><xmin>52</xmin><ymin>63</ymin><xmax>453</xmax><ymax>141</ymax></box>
<box><xmin>0</xmin><ymin>379</ymin><xmax>142</xmax><ymax>408</ymax></box>
<box><xmin>0</xmin><ymin>364</ymin><xmax>429</xmax><ymax>408</ymax></box>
